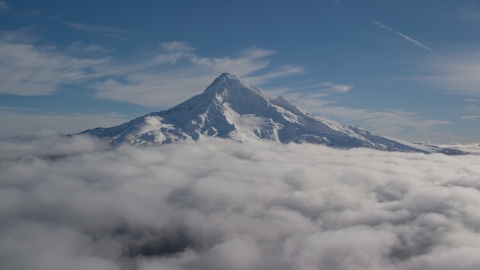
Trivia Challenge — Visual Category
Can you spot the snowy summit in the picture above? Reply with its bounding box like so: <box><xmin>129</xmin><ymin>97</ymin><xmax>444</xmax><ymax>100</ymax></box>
<box><xmin>81</xmin><ymin>73</ymin><xmax>463</xmax><ymax>154</ymax></box>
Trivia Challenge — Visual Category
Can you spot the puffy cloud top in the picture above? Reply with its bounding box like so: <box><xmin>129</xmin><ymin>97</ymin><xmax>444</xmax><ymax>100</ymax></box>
<box><xmin>1</xmin><ymin>136</ymin><xmax>480</xmax><ymax>270</ymax></box>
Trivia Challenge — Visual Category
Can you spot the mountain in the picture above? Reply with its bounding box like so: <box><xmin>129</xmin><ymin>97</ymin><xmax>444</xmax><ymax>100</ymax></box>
<box><xmin>80</xmin><ymin>73</ymin><xmax>463</xmax><ymax>155</ymax></box>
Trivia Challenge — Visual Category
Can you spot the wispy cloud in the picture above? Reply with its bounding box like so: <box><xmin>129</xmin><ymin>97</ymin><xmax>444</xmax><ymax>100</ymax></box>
<box><xmin>373</xmin><ymin>19</ymin><xmax>433</xmax><ymax>52</ymax></box>
<box><xmin>461</xmin><ymin>115</ymin><xmax>480</xmax><ymax>121</ymax></box>
<box><xmin>262</xmin><ymin>81</ymin><xmax>353</xmax><ymax>100</ymax></box>
<box><xmin>317</xmin><ymin>82</ymin><xmax>352</xmax><ymax>93</ymax></box>
<box><xmin>95</xmin><ymin>43</ymin><xmax>304</xmax><ymax>107</ymax></box>
<box><xmin>0</xmin><ymin>33</ymin><xmax>304</xmax><ymax>108</ymax></box>
<box><xmin>279</xmin><ymin>92</ymin><xmax>449</xmax><ymax>141</ymax></box>
<box><xmin>0</xmin><ymin>1</ymin><xmax>8</xmax><ymax>10</ymax></box>
<box><xmin>0</xmin><ymin>32</ymin><xmax>110</xmax><ymax>96</ymax></box>
<box><xmin>64</xmin><ymin>41</ymin><xmax>115</xmax><ymax>55</ymax></box>
<box><xmin>244</xmin><ymin>65</ymin><xmax>304</xmax><ymax>85</ymax></box>
<box><xmin>160</xmin><ymin>41</ymin><xmax>195</xmax><ymax>52</ymax></box>
<box><xmin>408</xmin><ymin>51</ymin><xmax>480</xmax><ymax>97</ymax></box>
<box><xmin>65</xmin><ymin>22</ymin><xmax>130</xmax><ymax>40</ymax></box>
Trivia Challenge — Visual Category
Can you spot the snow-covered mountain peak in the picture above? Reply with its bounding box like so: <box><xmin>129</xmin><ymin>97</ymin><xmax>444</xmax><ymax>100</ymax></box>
<box><xmin>218</xmin><ymin>72</ymin><xmax>239</xmax><ymax>80</ymax></box>
<box><xmin>203</xmin><ymin>72</ymin><xmax>268</xmax><ymax>100</ymax></box>
<box><xmin>80</xmin><ymin>73</ymin><xmax>465</xmax><ymax>155</ymax></box>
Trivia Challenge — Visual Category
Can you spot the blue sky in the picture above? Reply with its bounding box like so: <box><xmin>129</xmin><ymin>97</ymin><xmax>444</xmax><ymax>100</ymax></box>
<box><xmin>0</xmin><ymin>0</ymin><xmax>479</xmax><ymax>143</ymax></box>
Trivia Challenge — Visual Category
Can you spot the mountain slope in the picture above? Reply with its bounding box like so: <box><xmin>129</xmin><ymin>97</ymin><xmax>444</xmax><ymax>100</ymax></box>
<box><xmin>81</xmin><ymin>73</ymin><xmax>463</xmax><ymax>154</ymax></box>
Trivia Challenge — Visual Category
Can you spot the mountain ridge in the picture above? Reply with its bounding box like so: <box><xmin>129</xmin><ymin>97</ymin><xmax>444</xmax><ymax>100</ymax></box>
<box><xmin>80</xmin><ymin>73</ymin><xmax>464</xmax><ymax>155</ymax></box>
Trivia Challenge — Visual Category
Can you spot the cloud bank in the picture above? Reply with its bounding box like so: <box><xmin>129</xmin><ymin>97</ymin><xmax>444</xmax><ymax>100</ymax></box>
<box><xmin>1</xmin><ymin>136</ymin><xmax>480</xmax><ymax>270</ymax></box>
<box><xmin>65</xmin><ymin>22</ymin><xmax>130</xmax><ymax>40</ymax></box>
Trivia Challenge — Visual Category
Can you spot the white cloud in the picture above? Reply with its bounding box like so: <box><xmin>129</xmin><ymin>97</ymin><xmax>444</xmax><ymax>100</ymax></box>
<box><xmin>1</xmin><ymin>137</ymin><xmax>480</xmax><ymax>270</ymax></box>
<box><xmin>461</xmin><ymin>115</ymin><xmax>480</xmax><ymax>121</ymax></box>
<box><xmin>64</xmin><ymin>42</ymin><xmax>115</xmax><ymax>55</ymax></box>
<box><xmin>0</xmin><ymin>32</ymin><xmax>110</xmax><ymax>95</ymax></box>
<box><xmin>238</xmin><ymin>47</ymin><xmax>276</xmax><ymax>59</ymax></box>
<box><xmin>0</xmin><ymin>133</ymin><xmax>110</xmax><ymax>160</ymax></box>
<box><xmin>243</xmin><ymin>65</ymin><xmax>304</xmax><ymax>85</ymax></box>
<box><xmin>278</xmin><ymin>92</ymin><xmax>449</xmax><ymax>140</ymax></box>
<box><xmin>65</xmin><ymin>22</ymin><xmax>130</xmax><ymax>40</ymax></box>
<box><xmin>373</xmin><ymin>20</ymin><xmax>433</xmax><ymax>52</ymax></box>
<box><xmin>0</xmin><ymin>33</ymin><xmax>303</xmax><ymax>107</ymax></box>
<box><xmin>411</xmin><ymin>52</ymin><xmax>480</xmax><ymax>96</ymax></box>
<box><xmin>315</xmin><ymin>82</ymin><xmax>352</xmax><ymax>93</ymax></box>
<box><xmin>94</xmin><ymin>44</ymin><xmax>303</xmax><ymax>107</ymax></box>
<box><xmin>159</xmin><ymin>41</ymin><xmax>195</xmax><ymax>52</ymax></box>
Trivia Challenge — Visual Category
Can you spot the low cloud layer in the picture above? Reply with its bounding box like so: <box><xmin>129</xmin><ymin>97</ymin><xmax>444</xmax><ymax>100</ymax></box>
<box><xmin>1</xmin><ymin>136</ymin><xmax>480</xmax><ymax>270</ymax></box>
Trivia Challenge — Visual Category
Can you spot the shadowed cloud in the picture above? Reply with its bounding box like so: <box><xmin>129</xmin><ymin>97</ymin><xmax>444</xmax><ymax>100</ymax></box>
<box><xmin>0</xmin><ymin>135</ymin><xmax>479</xmax><ymax>269</ymax></box>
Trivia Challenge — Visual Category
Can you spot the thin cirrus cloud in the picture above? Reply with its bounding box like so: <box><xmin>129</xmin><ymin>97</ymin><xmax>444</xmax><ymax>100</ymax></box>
<box><xmin>371</xmin><ymin>20</ymin><xmax>480</xmax><ymax>97</ymax></box>
<box><xmin>64</xmin><ymin>41</ymin><xmax>115</xmax><ymax>55</ymax></box>
<box><xmin>160</xmin><ymin>41</ymin><xmax>196</xmax><ymax>52</ymax></box>
<box><xmin>406</xmin><ymin>51</ymin><xmax>480</xmax><ymax>97</ymax></box>
<box><xmin>0</xmin><ymin>136</ymin><xmax>480</xmax><ymax>270</ymax></box>
<box><xmin>65</xmin><ymin>22</ymin><xmax>130</xmax><ymax>40</ymax></box>
<box><xmin>282</xmin><ymin>93</ymin><xmax>450</xmax><ymax>140</ymax></box>
<box><xmin>461</xmin><ymin>115</ymin><xmax>480</xmax><ymax>121</ymax></box>
<box><xmin>261</xmin><ymin>80</ymin><xmax>448</xmax><ymax>140</ymax></box>
<box><xmin>243</xmin><ymin>65</ymin><xmax>305</xmax><ymax>85</ymax></box>
<box><xmin>315</xmin><ymin>82</ymin><xmax>353</xmax><ymax>93</ymax></box>
<box><xmin>94</xmin><ymin>44</ymin><xmax>304</xmax><ymax>107</ymax></box>
<box><xmin>0</xmin><ymin>32</ymin><xmax>110</xmax><ymax>96</ymax></box>
<box><xmin>466</xmin><ymin>99</ymin><xmax>480</xmax><ymax>103</ymax></box>
<box><xmin>373</xmin><ymin>19</ymin><xmax>433</xmax><ymax>52</ymax></box>
<box><xmin>0</xmin><ymin>32</ymin><xmax>303</xmax><ymax>107</ymax></box>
